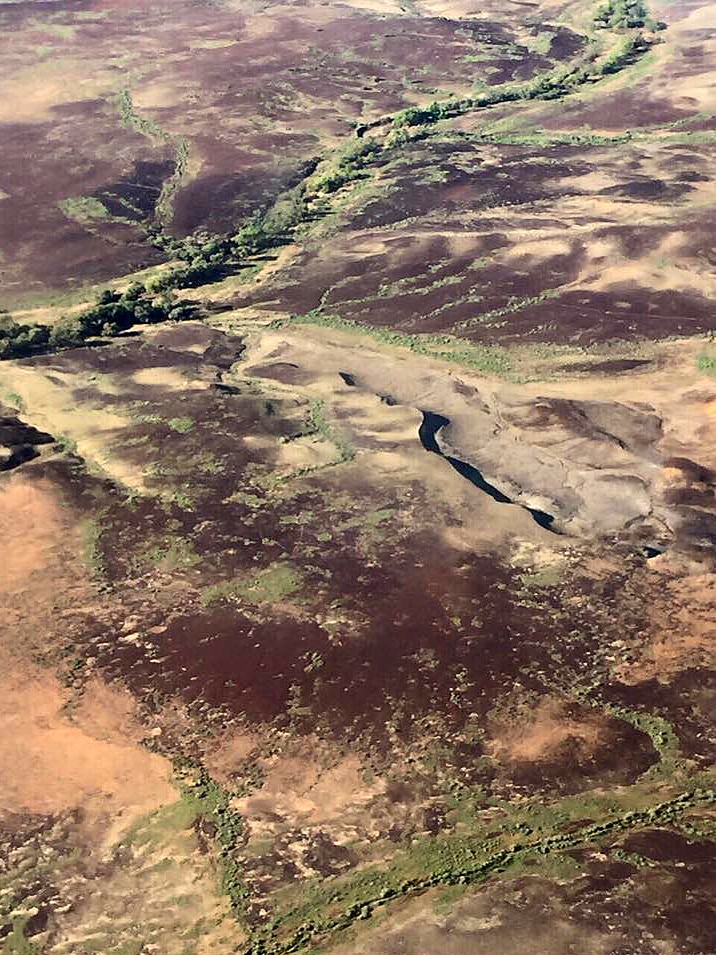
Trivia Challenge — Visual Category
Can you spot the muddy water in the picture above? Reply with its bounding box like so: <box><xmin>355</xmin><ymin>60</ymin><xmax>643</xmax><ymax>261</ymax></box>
<box><xmin>418</xmin><ymin>410</ymin><xmax>558</xmax><ymax>532</ymax></box>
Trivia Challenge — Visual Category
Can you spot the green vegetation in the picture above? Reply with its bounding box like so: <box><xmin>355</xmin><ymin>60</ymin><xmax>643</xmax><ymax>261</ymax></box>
<box><xmin>6</xmin><ymin>13</ymin><xmax>658</xmax><ymax>359</ymax></box>
<box><xmin>156</xmin><ymin>138</ymin><xmax>191</xmax><ymax>227</ymax></box>
<box><xmin>238</xmin><ymin>786</ymin><xmax>715</xmax><ymax>955</ymax></box>
<box><xmin>176</xmin><ymin>770</ymin><xmax>252</xmax><ymax>918</ymax></box>
<box><xmin>278</xmin><ymin>311</ymin><xmax>512</xmax><ymax>376</ymax></box>
<box><xmin>524</xmin><ymin>30</ymin><xmax>556</xmax><ymax>55</ymax></box>
<box><xmin>599</xmin><ymin>32</ymin><xmax>647</xmax><ymax>73</ymax></box>
<box><xmin>125</xmin><ymin>767</ymin><xmax>254</xmax><ymax>923</ymax></box>
<box><xmin>166</xmin><ymin>489</ymin><xmax>196</xmax><ymax>512</ymax></box>
<box><xmin>47</xmin><ymin>285</ymin><xmax>195</xmax><ymax>348</ymax></box>
<box><xmin>606</xmin><ymin>705</ymin><xmax>684</xmax><ymax>777</ymax></box>
<box><xmin>470</xmin><ymin>122</ymin><xmax>633</xmax><ymax>146</ymax></box>
<box><xmin>520</xmin><ymin>565</ymin><xmax>564</xmax><ymax>588</ymax></box>
<box><xmin>306</xmin><ymin>139</ymin><xmax>381</xmax><ymax>195</ymax></box>
<box><xmin>3</xmin><ymin>0</ymin><xmax>662</xmax><ymax>352</ymax></box>
<box><xmin>594</xmin><ymin>0</ymin><xmax>665</xmax><ymax>30</ymax></box>
<box><xmin>0</xmin><ymin>314</ymin><xmax>50</xmax><ymax>360</ymax></box>
<box><xmin>274</xmin><ymin>395</ymin><xmax>356</xmax><ymax>474</ymax></box>
<box><xmin>235</xmin><ymin>561</ymin><xmax>302</xmax><ymax>605</ymax></box>
<box><xmin>116</xmin><ymin>89</ymin><xmax>191</xmax><ymax>227</ymax></box>
<box><xmin>196</xmin><ymin>450</ymin><xmax>224</xmax><ymax>475</ymax></box>
<box><xmin>144</xmin><ymin>538</ymin><xmax>200</xmax><ymax>572</ymax></box>
<box><xmin>0</xmin><ymin>391</ymin><xmax>23</xmax><ymax>410</ymax></box>
<box><xmin>389</xmin><ymin>32</ymin><xmax>653</xmax><ymax>132</ymax></box>
<box><xmin>2</xmin><ymin>918</ymin><xmax>40</xmax><ymax>955</ymax></box>
<box><xmin>117</xmin><ymin>88</ymin><xmax>169</xmax><ymax>144</ymax></box>
<box><xmin>203</xmin><ymin>561</ymin><xmax>303</xmax><ymax>607</ymax></box>
<box><xmin>0</xmin><ymin>285</ymin><xmax>197</xmax><ymax>360</ymax></box>
<box><xmin>454</xmin><ymin>289</ymin><xmax>560</xmax><ymax>331</ymax></box>
<box><xmin>82</xmin><ymin>516</ymin><xmax>106</xmax><ymax>580</ymax></box>
<box><xmin>305</xmin><ymin>398</ymin><xmax>355</xmax><ymax>462</ymax></box>
<box><xmin>696</xmin><ymin>353</ymin><xmax>716</xmax><ymax>376</ymax></box>
<box><xmin>168</xmin><ymin>416</ymin><xmax>194</xmax><ymax>434</ymax></box>
<box><xmin>143</xmin><ymin>180</ymin><xmax>314</xmax><ymax>294</ymax></box>
<box><xmin>81</xmin><ymin>7</ymin><xmax>654</xmax><ymax>319</ymax></box>
<box><xmin>58</xmin><ymin>195</ymin><xmax>112</xmax><ymax>223</ymax></box>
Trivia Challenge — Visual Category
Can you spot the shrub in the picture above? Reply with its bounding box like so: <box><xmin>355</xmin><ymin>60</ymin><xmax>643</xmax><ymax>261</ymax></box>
<box><xmin>0</xmin><ymin>315</ymin><xmax>50</xmax><ymax>358</ymax></box>
<box><xmin>49</xmin><ymin>316</ymin><xmax>88</xmax><ymax>348</ymax></box>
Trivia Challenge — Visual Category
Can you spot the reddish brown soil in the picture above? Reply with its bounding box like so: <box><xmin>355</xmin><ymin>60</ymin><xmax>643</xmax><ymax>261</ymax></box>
<box><xmin>0</xmin><ymin>0</ymin><xmax>573</xmax><ymax>299</ymax></box>
<box><xmin>487</xmin><ymin>699</ymin><xmax>657</xmax><ymax>792</ymax></box>
<box><xmin>1</xmin><ymin>322</ymin><xmax>714</xmax><ymax>951</ymax></box>
<box><xmin>15</xmin><ymin>330</ymin><xmax>686</xmax><ymax>781</ymax></box>
<box><xmin>0</xmin><ymin>114</ymin><xmax>168</xmax><ymax>296</ymax></box>
<box><xmin>231</xmin><ymin>129</ymin><xmax>716</xmax><ymax>344</ymax></box>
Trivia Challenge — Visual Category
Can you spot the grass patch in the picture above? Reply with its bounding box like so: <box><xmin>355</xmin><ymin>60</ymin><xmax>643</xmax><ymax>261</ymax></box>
<box><xmin>202</xmin><ymin>562</ymin><xmax>303</xmax><ymax>607</ymax></box>
<box><xmin>454</xmin><ymin>288</ymin><xmax>561</xmax><ymax>331</ymax></box>
<box><xmin>226</xmin><ymin>490</ymin><xmax>266</xmax><ymax>509</ymax></box>
<box><xmin>58</xmin><ymin>196</ymin><xmax>112</xmax><ymax>223</ymax></box>
<box><xmin>520</xmin><ymin>566</ymin><xmax>563</xmax><ymax>588</ymax></box>
<box><xmin>196</xmin><ymin>451</ymin><xmax>224</xmax><ymax>475</ymax></box>
<box><xmin>168</xmin><ymin>416</ymin><xmax>194</xmax><ymax>434</ymax></box>
<box><xmin>2</xmin><ymin>917</ymin><xmax>41</xmax><ymax>955</ymax></box>
<box><xmin>145</xmin><ymin>539</ymin><xmax>200</xmax><ymax>572</ymax></box>
<box><xmin>278</xmin><ymin>311</ymin><xmax>511</xmax><ymax>377</ymax></box>
<box><xmin>278</xmin><ymin>396</ymin><xmax>356</xmax><ymax>468</ymax></box>
<box><xmin>165</xmin><ymin>489</ymin><xmax>196</xmax><ymax>511</ymax></box>
<box><xmin>0</xmin><ymin>391</ymin><xmax>23</xmax><ymax>410</ymax></box>
<box><xmin>696</xmin><ymin>353</ymin><xmax>716</xmax><ymax>376</ymax></box>
<box><xmin>306</xmin><ymin>398</ymin><xmax>355</xmax><ymax>462</ymax></box>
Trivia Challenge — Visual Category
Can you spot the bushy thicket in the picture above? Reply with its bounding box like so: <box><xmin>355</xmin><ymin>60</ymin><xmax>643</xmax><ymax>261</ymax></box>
<box><xmin>1</xmin><ymin>15</ymin><xmax>657</xmax><ymax>366</ymax></box>
<box><xmin>141</xmin><ymin>146</ymin><xmax>384</xmax><ymax>295</ymax></box>
<box><xmin>594</xmin><ymin>0</ymin><xmax>665</xmax><ymax>30</ymax></box>
<box><xmin>146</xmin><ymin>182</ymin><xmax>314</xmax><ymax>293</ymax></box>
<box><xmin>0</xmin><ymin>315</ymin><xmax>50</xmax><ymax>359</ymax></box>
<box><xmin>0</xmin><ymin>160</ymin><xmax>338</xmax><ymax>360</ymax></box>
<box><xmin>392</xmin><ymin>31</ymin><xmax>652</xmax><ymax>130</ymax></box>
<box><xmin>598</xmin><ymin>33</ymin><xmax>649</xmax><ymax>73</ymax></box>
<box><xmin>307</xmin><ymin>140</ymin><xmax>382</xmax><ymax>194</ymax></box>
<box><xmin>0</xmin><ymin>284</ymin><xmax>197</xmax><ymax>360</ymax></box>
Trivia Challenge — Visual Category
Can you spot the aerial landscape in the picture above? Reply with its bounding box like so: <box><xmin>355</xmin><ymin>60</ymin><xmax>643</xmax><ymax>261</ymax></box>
<box><xmin>0</xmin><ymin>0</ymin><xmax>715</xmax><ymax>950</ymax></box>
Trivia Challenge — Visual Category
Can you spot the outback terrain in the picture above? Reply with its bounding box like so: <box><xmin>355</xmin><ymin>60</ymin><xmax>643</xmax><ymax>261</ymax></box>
<box><xmin>0</xmin><ymin>0</ymin><xmax>715</xmax><ymax>952</ymax></box>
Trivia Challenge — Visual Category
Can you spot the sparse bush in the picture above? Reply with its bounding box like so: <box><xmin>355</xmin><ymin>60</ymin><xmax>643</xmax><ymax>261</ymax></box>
<box><xmin>696</xmin><ymin>353</ymin><xmax>716</xmax><ymax>376</ymax></box>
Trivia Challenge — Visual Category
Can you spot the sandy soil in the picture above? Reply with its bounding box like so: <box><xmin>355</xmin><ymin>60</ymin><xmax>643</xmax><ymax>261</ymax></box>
<box><xmin>0</xmin><ymin>469</ymin><xmax>237</xmax><ymax>952</ymax></box>
<box><xmin>0</xmin><ymin>472</ymin><xmax>171</xmax><ymax>825</ymax></box>
<box><xmin>0</xmin><ymin>316</ymin><xmax>713</xmax><ymax>953</ymax></box>
<box><xmin>1</xmin><ymin>0</ymin><xmax>715</xmax><ymax>949</ymax></box>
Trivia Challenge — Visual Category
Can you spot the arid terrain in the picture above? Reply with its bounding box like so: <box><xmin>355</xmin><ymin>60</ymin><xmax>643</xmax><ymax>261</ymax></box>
<box><xmin>0</xmin><ymin>0</ymin><xmax>715</xmax><ymax>952</ymax></box>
